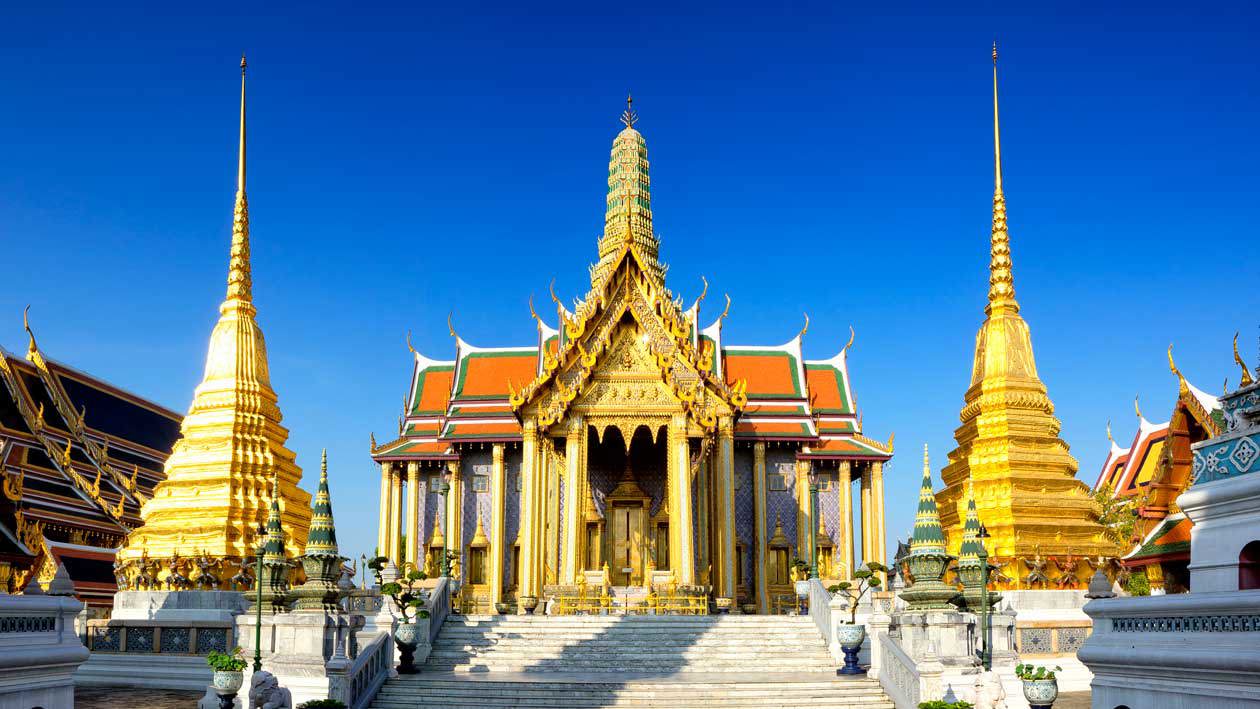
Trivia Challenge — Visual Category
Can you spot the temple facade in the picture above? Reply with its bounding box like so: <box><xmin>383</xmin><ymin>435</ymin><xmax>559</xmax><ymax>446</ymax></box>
<box><xmin>935</xmin><ymin>47</ymin><xmax>1117</xmax><ymax>590</ymax></box>
<box><xmin>0</xmin><ymin>315</ymin><xmax>181</xmax><ymax>606</ymax></box>
<box><xmin>371</xmin><ymin>99</ymin><xmax>893</xmax><ymax>614</ymax></box>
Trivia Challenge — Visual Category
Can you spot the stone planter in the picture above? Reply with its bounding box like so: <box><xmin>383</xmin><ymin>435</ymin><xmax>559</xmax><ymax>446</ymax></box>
<box><xmin>715</xmin><ymin>597</ymin><xmax>733</xmax><ymax>614</ymax></box>
<box><xmin>495</xmin><ymin>601</ymin><xmax>514</xmax><ymax>615</ymax></box>
<box><xmin>394</xmin><ymin>621</ymin><xmax>422</xmax><ymax>674</ymax></box>
<box><xmin>1022</xmin><ymin>678</ymin><xmax>1058</xmax><ymax>708</ymax></box>
<box><xmin>836</xmin><ymin>623</ymin><xmax>866</xmax><ymax>677</ymax></box>
<box><xmin>211</xmin><ymin>669</ymin><xmax>244</xmax><ymax>694</ymax></box>
<box><xmin>519</xmin><ymin>595</ymin><xmax>539</xmax><ymax>614</ymax></box>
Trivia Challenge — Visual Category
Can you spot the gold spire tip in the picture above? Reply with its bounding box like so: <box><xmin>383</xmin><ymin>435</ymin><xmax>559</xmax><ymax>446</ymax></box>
<box><xmin>240</xmin><ymin>53</ymin><xmax>247</xmax><ymax>73</ymax></box>
<box><xmin>992</xmin><ymin>41</ymin><xmax>998</xmax><ymax>64</ymax></box>
<box><xmin>620</xmin><ymin>92</ymin><xmax>639</xmax><ymax>129</ymax></box>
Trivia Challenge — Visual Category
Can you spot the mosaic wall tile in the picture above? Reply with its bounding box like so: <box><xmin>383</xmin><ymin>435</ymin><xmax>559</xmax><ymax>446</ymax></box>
<box><xmin>160</xmin><ymin>626</ymin><xmax>191</xmax><ymax>653</ymax></box>
<box><xmin>503</xmin><ymin>452</ymin><xmax>521</xmax><ymax>587</ymax></box>
<box><xmin>126</xmin><ymin>627</ymin><xmax>155</xmax><ymax>653</ymax></box>
<box><xmin>1058</xmin><ymin>627</ymin><xmax>1089</xmax><ymax>653</ymax></box>
<box><xmin>91</xmin><ymin>625</ymin><xmax>120</xmax><ymax>652</ymax></box>
<box><xmin>1018</xmin><ymin>627</ymin><xmax>1052</xmax><ymax>654</ymax></box>
<box><xmin>196</xmin><ymin>627</ymin><xmax>229</xmax><ymax>654</ymax></box>
<box><xmin>733</xmin><ymin>450</ymin><xmax>755</xmax><ymax>584</ymax></box>
<box><xmin>766</xmin><ymin>450</ymin><xmax>799</xmax><ymax>554</ymax></box>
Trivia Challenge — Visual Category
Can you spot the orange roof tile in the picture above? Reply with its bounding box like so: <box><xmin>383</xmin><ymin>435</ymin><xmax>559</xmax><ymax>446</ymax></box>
<box><xmin>411</xmin><ymin>367</ymin><xmax>454</xmax><ymax>415</ymax></box>
<box><xmin>442</xmin><ymin>421</ymin><xmax>524</xmax><ymax>439</ymax></box>
<box><xmin>724</xmin><ymin>351</ymin><xmax>803</xmax><ymax>398</ymax></box>
<box><xmin>454</xmin><ymin>351</ymin><xmax>538</xmax><ymax>400</ymax></box>
<box><xmin>805</xmin><ymin>365</ymin><xmax>852</xmax><ymax>414</ymax></box>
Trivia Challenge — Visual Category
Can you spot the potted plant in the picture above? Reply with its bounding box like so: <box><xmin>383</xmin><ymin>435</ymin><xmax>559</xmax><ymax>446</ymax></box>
<box><xmin>297</xmin><ymin>701</ymin><xmax>348</xmax><ymax>709</ymax></box>
<box><xmin>828</xmin><ymin>561</ymin><xmax>886</xmax><ymax>676</ymax></box>
<box><xmin>368</xmin><ymin>556</ymin><xmax>431</xmax><ymax>674</ymax></box>
<box><xmin>918</xmin><ymin>702</ymin><xmax>974</xmax><ymax>709</ymax></box>
<box><xmin>206</xmin><ymin>646</ymin><xmax>248</xmax><ymax>703</ymax></box>
<box><xmin>1015</xmin><ymin>663</ymin><xmax>1062</xmax><ymax>708</ymax></box>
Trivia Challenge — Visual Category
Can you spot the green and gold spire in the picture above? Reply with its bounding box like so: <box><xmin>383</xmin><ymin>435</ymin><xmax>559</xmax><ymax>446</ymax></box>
<box><xmin>593</xmin><ymin>93</ymin><xmax>664</xmax><ymax>285</ymax></box>
<box><xmin>304</xmin><ymin>449</ymin><xmax>339</xmax><ymax>557</ymax></box>
<box><xmin>911</xmin><ymin>444</ymin><xmax>946</xmax><ymax>556</ymax></box>
<box><xmin>262</xmin><ymin>473</ymin><xmax>287</xmax><ymax>564</ymax></box>
<box><xmin>957</xmin><ymin>483</ymin><xmax>983</xmax><ymax>567</ymax></box>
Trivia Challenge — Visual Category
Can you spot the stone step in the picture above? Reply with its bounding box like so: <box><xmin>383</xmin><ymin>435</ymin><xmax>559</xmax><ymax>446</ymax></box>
<box><xmin>424</xmin><ymin>665</ymin><xmax>834</xmax><ymax>673</ymax></box>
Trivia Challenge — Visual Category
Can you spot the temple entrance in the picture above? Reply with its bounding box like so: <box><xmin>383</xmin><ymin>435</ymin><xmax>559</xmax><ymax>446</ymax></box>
<box><xmin>585</xmin><ymin>425</ymin><xmax>667</xmax><ymax>587</ymax></box>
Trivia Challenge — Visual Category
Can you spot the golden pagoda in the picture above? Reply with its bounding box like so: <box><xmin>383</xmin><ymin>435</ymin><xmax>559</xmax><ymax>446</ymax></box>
<box><xmin>935</xmin><ymin>45</ymin><xmax>1115</xmax><ymax>590</ymax></box>
<box><xmin>117</xmin><ymin>57</ymin><xmax>311</xmax><ymax>586</ymax></box>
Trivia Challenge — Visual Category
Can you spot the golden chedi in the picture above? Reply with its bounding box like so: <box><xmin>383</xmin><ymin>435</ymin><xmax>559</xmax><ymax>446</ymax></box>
<box><xmin>935</xmin><ymin>45</ymin><xmax>1116</xmax><ymax>590</ymax></box>
<box><xmin>117</xmin><ymin>57</ymin><xmax>311</xmax><ymax>587</ymax></box>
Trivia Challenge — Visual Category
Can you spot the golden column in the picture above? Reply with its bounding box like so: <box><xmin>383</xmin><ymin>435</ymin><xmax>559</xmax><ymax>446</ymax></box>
<box><xmin>839</xmin><ymin>461</ymin><xmax>855</xmax><ymax>579</ymax></box>
<box><xmin>377</xmin><ymin>462</ymin><xmax>392</xmax><ymax>558</ymax></box>
<box><xmin>405</xmin><ymin>461</ymin><xmax>420</xmax><ymax>570</ymax></box>
<box><xmin>715</xmin><ymin>416</ymin><xmax>736</xmax><ymax>599</ymax></box>
<box><xmin>517</xmin><ymin>420</ymin><xmax>541</xmax><ymax>600</ymax></box>
<box><xmin>561</xmin><ymin>417</ymin><xmax>584</xmax><ymax>583</ymax></box>
<box><xmin>668</xmin><ymin>414</ymin><xmax>695</xmax><ymax>584</ymax></box>
<box><xmin>795</xmin><ymin>456</ymin><xmax>811</xmax><ymax>562</ymax></box>
<box><xmin>387</xmin><ymin>468</ymin><xmax>402</xmax><ymax>563</ymax></box>
<box><xmin>935</xmin><ymin>45</ymin><xmax>1115</xmax><ymax>581</ymax></box>
<box><xmin>752</xmin><ymin>442</ymin><xmax>769</xmax><ymax>613</ymax></box>
<box><xmin>871</xmin><ymin>461</ymin><xmax>887</xmax><ymax>569</ymax></box>
<box><xmin>860</xmin><ymin>464</ymin><xmax>873</xmax><ymax>565</ymax></box>
<box><xmin>489</xmin><ymin>443</ymin><xmax>506</xmax><ymax>611</ymax></box>
<box><xmin>445</xmin><ymin>459</ymin><xmax>463</xmax><ymax>577</ymax></box>
<box><xmin>117</xmin><ymin>56</ymin><xmax>311</xmax><ymax>574</ymax></box>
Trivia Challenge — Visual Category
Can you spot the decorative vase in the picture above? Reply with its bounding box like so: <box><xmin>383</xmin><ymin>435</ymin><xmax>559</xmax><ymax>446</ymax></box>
<box><xmin>212</xmin><ymin>670</ymin><xmax>244</xmax><ymax>693</ymax></box>
<box><xmin>715</xmin><ymin>597</ymin><xmax>733</xmax><ymax>614</ymax></box>
<box><xmin>394</xmin><ymin>621</ymin><xmax>421</xmax><ymax>674</ymax></box>
<box><xmin>520</xmin><ymin>595</ymin><xmax>539</xmax><ymax>615</ymax></box>
<box><xmin>495</xmin><ymin>601</ymin><xmax>513</xmax><ymax>615</ymax></box>
<box><xmin>1022</xmin><ymin>678</ymin><xmax>1058</xmax><ymax>708</ymax></box>
<box><xmin>836</xmin><ymin>623</ymin><xmax>866</xmax><ymax>677</ymax></box>
<box><xmin>741</xmin><ymin>603</ymin><xmax>757</xmax><ymax>615</ymax></box>
<box><xmin>211</xmin><ymin>670</ymin><xmax>244</xmax><ymax>709</ymax></box>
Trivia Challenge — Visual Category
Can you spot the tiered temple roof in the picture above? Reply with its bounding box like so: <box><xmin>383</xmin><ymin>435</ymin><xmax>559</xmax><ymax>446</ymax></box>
<box><xmin>0</xmin><ymin>316</ymin><xmax>180</xmax><ymax>604</ymax></box>
<box><xmin>372</xmin><ymin>96</ymin><xmax>889</xmax><ymax>465</ymax></box>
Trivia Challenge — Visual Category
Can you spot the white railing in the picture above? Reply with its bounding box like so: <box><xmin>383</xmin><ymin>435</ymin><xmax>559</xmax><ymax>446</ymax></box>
<box><xmin>426</xmin><ymin>576</ymin><xmax>451</xmax><ymax>645</ymax></box>
<box><xmin>328</xmin><ymin>630</ymin><xmax>391</xmax><ymax>709</ymax></box>
<box><xmin>877</xmin><ymin>632</ymin><xmax>920</xmax><ymax>709</ymax></box>
<box><xmin>807</xmin><ymin>578</ymin><xmax>837</xmax><ymax>658</ymax></box>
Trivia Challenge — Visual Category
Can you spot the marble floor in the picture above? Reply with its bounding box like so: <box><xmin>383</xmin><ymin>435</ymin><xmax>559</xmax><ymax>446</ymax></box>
<box><xmin>75</xmin><ymin>686</ymin><xmax>202</xmax><ymax>708</ymax></box>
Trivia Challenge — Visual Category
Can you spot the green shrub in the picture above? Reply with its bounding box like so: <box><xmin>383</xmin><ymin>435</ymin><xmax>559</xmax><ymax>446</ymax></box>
<box><xmin>918</xmin><ymin>701</ymin><xmax>973</xmax><ymax>709</ymax></box>
<box><xmin>1015</xmin><ymin>663</ymin><xmax>1062</xmax><ymax>680</ymax></box>
<box><xmin>206</xmin><ymin>647</ymin><xmax>247</xmax><ymax>672</ymax></box>
<box><xmin>297</xmin><ymin>700</ymin><xmax>347</xmax><ymax>709</ymax></box>
<box><xmin>1125</xmin><ymin>570</ymin><xmax>1151</xmax><ymax>597</ymax></box>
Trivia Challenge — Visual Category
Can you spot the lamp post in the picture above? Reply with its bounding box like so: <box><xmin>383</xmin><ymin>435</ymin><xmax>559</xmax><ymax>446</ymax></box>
<box><xmin>437</xmin><ymin>471</ymin><xmax>452</xmax><ymax>578</ymax></box>
<box><xmin>976</xmin><ymin>523</ymin><xmax>992</xmax><ymax>671</ymax></box>
<box><xmin>253</xmin><ymin>523</ymin><xmax>265</xmax><ymax>674</ymax></box>
<box><xmin>807</xmin><ymin>465</ymin><xmax>820</xmax><ymax>580</ymax></box>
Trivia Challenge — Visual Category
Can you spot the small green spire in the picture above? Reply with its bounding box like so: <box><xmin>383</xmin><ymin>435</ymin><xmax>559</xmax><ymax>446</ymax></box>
<box><xmin>958</xmin><ymin>482</ymin><xmax>984</xmax><ymax>566</ymax></box>
<box><xmin>262</xmin><ymin>471</ymin><xmax>286</xmax><ymax>563</ymax></box>
<box><xmin>305</xmin><ymin>448</ymin><xmax>340</xmax><ymax>557</ymax></box>
<box><xmin>910</xmin><ymin>444</ymin><xmax>947</xmax><ymax>556</ymax></box>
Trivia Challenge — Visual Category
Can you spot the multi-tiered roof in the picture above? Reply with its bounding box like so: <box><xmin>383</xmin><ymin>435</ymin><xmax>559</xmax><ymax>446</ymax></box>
<box><xmin>372</xmin><ymin>98</ymin><xmax>890</xmax><ymax>464</ymax></box>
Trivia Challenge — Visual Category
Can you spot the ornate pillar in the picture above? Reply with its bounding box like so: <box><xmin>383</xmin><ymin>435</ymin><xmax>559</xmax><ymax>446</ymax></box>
<box><xmin>795</xmin><ymin>452</ymin><xmax>811</xmax><ymax>561</ymax></box>
<box><xmin>668</xmin><ymin>414</ymin><xmax>695</xmax><ymax>584</ymax></box>
<box><xmin>517</xmin><ymin>421</ymin><xmax>541</xmax><ymax>600</ymax></box>
<box><xmin>696</xmin><ymin>445</ymin><xmax>711</xmax><ymax>583</ymax></box>
<box><xmin>839</xmin><ymin>461</ymin><xmax>855</xmax><ymax>579</ymax></box>
<box><xmin>388</xmin><ymin>466</ymin><xmax>403</xmax><ymax>563</ymax></box>
<box><xmin>377</xmin><ymin>462</ymin><xmax>392</xmax><ymax>559</ymax></box>
<box><xmin>405</xmin><ymin>461</ymin><xmax>421</xmax><ymax>571</ymax></box>
<box><xmin>860</xmin><ymin>463</ymin><xmax>873</xmax><ymax>566</ymax></box>
<box><xmin>446</xmin><ymin>459</ymin><xmax>463</xmax><ymax>579</ymax></box>
<box><xmin>752</xmin><ymin>442</ymin><xmax>769</xmax><ymax>614</ymax></box>
<box><xmin>715</xmin><ymin>417</ymin><xmax>736</xmax><ymax>600</ymax></box>
<box><xmin>489</xmin><ymin>443</ymin><xmax>506</xmax><ymax>611</ymax></box>
<box><xmin>561</xmin><ymin>417</ymin><xmax>584</xmax><ymax>583</ymax></box>
<box><xmin>872</xmin><ymin>461</ymin><xmax>887</xmax><ymax>570</ymax></box>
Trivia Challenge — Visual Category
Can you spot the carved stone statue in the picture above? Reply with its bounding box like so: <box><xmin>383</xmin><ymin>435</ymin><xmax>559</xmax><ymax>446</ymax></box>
<box><xmin>231</xmin><ymin>557</ymin><xmax>255</xmax><ymax>591</ymax></box>
<box><xmin>193</xmin><ymin>552</ymin><xmax>220</xmax><ymax>590</ymax></box>
<box><xmin>113</xmin><ymin>559</ymin><xmax>130</xmax><ymax>591</ymax></box>
<box><xmin>1023</xmin><ymin>553</ymin><xmax>1050</xmax><ymax>588</ymax></box>
<box><xmin>166</xmin><ymin>553</ymin><xmax>192</xmax><ymax>591</ymax></box>
<box><xmin>135</xmin><ymin>552</ymin><xmax>159</xmax><ymax>590</ymax></box>
<box><xmin>249</xmin><ymin>670</ymin><xmax>292</xmax><ymax>709</ymax></box>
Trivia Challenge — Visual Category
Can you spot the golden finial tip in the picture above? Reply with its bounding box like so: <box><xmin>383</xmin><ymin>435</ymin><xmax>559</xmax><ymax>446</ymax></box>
<box><xmin>992</xmin><ymin>41</ymin><xmax>998</xmax><ymax>63</ymax></box>
<box><xmin>240</xmin><ymin>54</ymin><xmax>247</xmax><ymax>71</ymax></box>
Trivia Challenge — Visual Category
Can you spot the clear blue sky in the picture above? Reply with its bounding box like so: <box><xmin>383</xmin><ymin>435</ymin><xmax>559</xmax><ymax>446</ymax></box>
<box><xmin>3</xmin><ymin>2</ymin><xmax>1258</xmax><ymax>563</ymax></box>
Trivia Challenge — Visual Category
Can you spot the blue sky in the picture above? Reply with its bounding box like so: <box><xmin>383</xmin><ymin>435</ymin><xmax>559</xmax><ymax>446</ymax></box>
<box><xmin>2</xmin><ymin>2</ymin><xmax>1258</xmax><ymax>563</ymax></box>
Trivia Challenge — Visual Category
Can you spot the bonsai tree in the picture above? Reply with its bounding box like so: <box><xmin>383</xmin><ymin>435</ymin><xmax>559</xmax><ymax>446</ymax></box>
<box><xmin>367</xmin><ymin>556</ymin><xmax>431</xmax><ymax>624</ymax></box>
<box><xmin>206</xmin><ymin>646</ymin><xmax>248</xmax><ymax>672</ymax></box>
<box><xmin>1015</xmin><ymin>663</ymin><xmax>1062</xmax><ymax>681</ymax></box>
<box><xmin>828</xmin><ymin>561</ymin><xmax>887</xmax><ymax>624</ymax></box>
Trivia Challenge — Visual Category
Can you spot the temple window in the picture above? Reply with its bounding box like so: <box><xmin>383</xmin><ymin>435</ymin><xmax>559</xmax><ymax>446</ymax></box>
<box><xmin>1240</xmin><ymin>541</ymin><xmax>1260</xmax><ymax>590</ymax></box>
<box><xmin>770</xmin><ymin>548</ymin><xmax>790</xmax><ymax>585</ymax></box>
<box><xmin>655</xmin><ymin>522</ymin><xmax>670</xmax><ymax>570</ymax></box>
<box><xmin>467</xmin><ymin>546</ymin><xmax>487</xmax><ymax>585</ymax></box>
<box><xmin>585</xmin><ymin>523</ymin><xmax>601</xmax><ymax>570</ymax></box>
<box><xmin>509</xmin><ymin>544</ymin><xmax>521</xmax><ymax>591</ymax></box>
<box><xmin>472</xmin><ymin>475</ymin><xmax>489</xmax><ymax>493</ymax></box>
<box><xmin>734</xmin><ymin>544</ymin><xmax>745</xmax><ymax>588</ymax></box>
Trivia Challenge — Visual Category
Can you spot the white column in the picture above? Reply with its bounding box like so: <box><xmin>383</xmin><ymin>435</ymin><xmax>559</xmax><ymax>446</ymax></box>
<box><xmin>377</xmin><ymin>462</ymin><xmax>392</xmax><ymax>558</ymax></box>
<box><xmin>561</xmin><ymin>417</ymin><xmax>583</xmax><ymax>583</ymax></box>
<box><xmin>405</xmin><ymin>462</ymin><xmax>420</xmax><ymax>571</ymax></box>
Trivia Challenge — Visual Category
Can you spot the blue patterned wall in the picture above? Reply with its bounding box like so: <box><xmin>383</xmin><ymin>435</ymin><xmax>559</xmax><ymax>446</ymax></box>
<box><xmin>766</xmin><ymin>449</ymin><xmax>799</xmax><ymax>556</ymax></box>
<box><xmin>503</xmin><ymin>449</ymin><xmax>521</xmax><ymax>589</ymax></box>
<box><xmin>733</xmin><ymin>449</ymin><xmax>755</xmax><ymax>585</ymax></box>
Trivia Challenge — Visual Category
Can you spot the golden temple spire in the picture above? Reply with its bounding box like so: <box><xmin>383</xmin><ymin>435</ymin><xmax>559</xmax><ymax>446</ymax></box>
<box><xmin>1234</xmin><ymin>332</ymin><xmax>1254</xmax><ymax>387</ymax></box>
<box><xmin>986</xmin><ymin>41</ymin><xmax>1018</xmax><ymax>316</ymax></box>
<box><xmin>225</xmin><ymin>54</ymin><xmax>252</xmax><ymax>306</ymax></box>
<box><xmin>621</xmin><ymin>92</ymin><xmax>638</xmax><ymax>129</ymax></box>
<box><xmin>116</xmin><ymin>56</ymin><xmax>310</xmax><ymax>576</ymax></box>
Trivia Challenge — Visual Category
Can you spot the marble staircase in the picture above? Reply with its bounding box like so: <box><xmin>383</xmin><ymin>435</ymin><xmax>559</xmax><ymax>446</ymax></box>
<box><xmin>370</xmin><ymin>615</ymin><xmax>893</xmax><ymax>708</ymax></box>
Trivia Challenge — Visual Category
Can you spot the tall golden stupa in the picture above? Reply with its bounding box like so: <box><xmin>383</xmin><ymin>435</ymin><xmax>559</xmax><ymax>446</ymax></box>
<box><xmin>117</xmin><ymin>57</ymin><xmax>311</xmax><ymax>584</ymax></box>
<box><xmin>935</xmin><ymin>45</ymin><xmax>1115</xmax><ymax>590</ymax></box>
